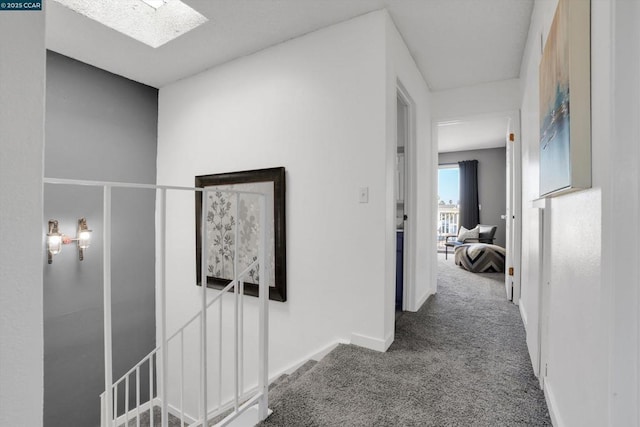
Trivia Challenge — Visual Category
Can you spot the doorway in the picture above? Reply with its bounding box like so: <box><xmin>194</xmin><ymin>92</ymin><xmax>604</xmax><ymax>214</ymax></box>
<box><xmin>435</xmin><ymin>111</ymin><xmax>518</xmax><ymax>299</ymax></box>
<box><xmin>395</xmin><ymin>94</ymin><xmax>409</xmax><ymax>312</ymax></box>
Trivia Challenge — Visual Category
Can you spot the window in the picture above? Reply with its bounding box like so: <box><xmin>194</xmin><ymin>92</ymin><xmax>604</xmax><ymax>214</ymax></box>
<box><xmin>437</xmin><ymin>165</ymin><xmax>459</xmax><ymax>250</ymax></box>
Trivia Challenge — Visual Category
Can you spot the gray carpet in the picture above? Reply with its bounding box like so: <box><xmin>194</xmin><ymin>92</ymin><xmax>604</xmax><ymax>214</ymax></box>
<box><xmin>259</xmin><ymin>255</ymin><xmax>551</xmax><ymax>426</ymax></box>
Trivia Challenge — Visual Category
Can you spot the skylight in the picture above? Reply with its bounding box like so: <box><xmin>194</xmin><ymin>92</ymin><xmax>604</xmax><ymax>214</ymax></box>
<box><xmin>54</xmin><ymin>0</ymin><xmax>208</xmax><ymax>48</ymax></box>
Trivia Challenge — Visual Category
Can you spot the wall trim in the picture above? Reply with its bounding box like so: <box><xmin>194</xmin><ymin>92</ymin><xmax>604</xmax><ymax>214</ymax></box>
<box><xmin>544</xmin><ymin>380</ymin><xmax>564</xmax><ymax>427</ymax></box>
<box><xmin>411</xmin><ymin>290</ymin><xmax>434</xmax><ymax>312</ymax></box>
<box><xmin>519</xmin><ymin>301</ymin><xmax>528</xmax><ymax>328</ymax></box>
<box><xmin>279</xmin><ymin>339</ymin><xmax>350</xmax><ymax>375</ymax></box>
<box><xmin>396</xmin><ymin>80</ymin><xmax>418</xmax><ymax>314</ymax></box>
<box><xmin>351</xmin><ymin>332</ymin><xmax>393</xmax><ymax>352</ymax></box>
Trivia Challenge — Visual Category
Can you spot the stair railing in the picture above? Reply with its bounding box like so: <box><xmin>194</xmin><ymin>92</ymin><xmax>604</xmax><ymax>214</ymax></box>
<box><xmin>44</xmin><ymin>178</ymin><xmax>270</xmax><ymax>427</ymax></box>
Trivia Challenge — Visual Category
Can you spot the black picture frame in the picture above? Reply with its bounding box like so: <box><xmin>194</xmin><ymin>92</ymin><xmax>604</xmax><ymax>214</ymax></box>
<box><xmin>195</xmin><ymin>167</ymin><xmax>286</xmax><ymax>302</ymax></box>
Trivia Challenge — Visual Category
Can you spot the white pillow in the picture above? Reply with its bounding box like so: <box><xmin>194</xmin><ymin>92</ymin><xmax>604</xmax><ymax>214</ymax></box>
<box><xmin>457</xmin><ymin>225</ymin><xmax>479</xmax><ymax>242</ymax></box>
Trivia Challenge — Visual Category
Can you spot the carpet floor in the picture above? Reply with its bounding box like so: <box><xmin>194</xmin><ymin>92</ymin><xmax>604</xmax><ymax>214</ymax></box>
<box><xmin>259</xmin><ymin>254</ymin><xmax>551</xmax><ymax>426</ymax></box>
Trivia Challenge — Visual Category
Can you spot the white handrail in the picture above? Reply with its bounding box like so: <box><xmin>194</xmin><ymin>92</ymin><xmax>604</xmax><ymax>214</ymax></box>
<box><xmin>166</xmin><ymin>265</ymin><xmax>257</xmax><ymax>343</ymax></box>
<box><xmin>113</xmin><ymin>349</ymin><xmax>157</xmax><ymax>387</ymax></box>
<box><xmin>43</xmin><ymin>177</ymin><xmax>264</xmax><ymax>196</ymax></box>
<box><xmin>46</xmin><ymin>178</ymin><xmax>272</xmax><ymax>427</ymax></box>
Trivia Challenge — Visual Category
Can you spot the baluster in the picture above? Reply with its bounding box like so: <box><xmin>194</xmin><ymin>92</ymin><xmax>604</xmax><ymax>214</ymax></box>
<box><xmin>180</xmin><ymin>330</ymin><xmax>185</xmax><ymax>426</ymax></box>
<box><xmin>114</xmin><ymin>384</ymin><xmax>118</xmax><ymax>424</ymax></box>
<box><xmin>234</xmin><ymin>277</ymin><xmax>239</xmax><ymax>411</ymax></box>
<box><xmin>200</xmin><ymin>189</ymin><xmax>209</xmax><ymax>427</ymax></box>
<box><xmin>136</xmin><ymin>367</ymin><xmax>140</xmax><ymax>427</ymax></box>
<box><xmin>257</xmin><ymin>194</ymin><xmax>269</xmax><ymax>420</ymax></box>
<box><xmin>125</xmin><ymin>376</ymin><xmax>130</xmax><ymax>425</ymax></box>
<box><xmin>234</xmin><ymin>193</ymin><xmax>240</xmax><ymax>407</ymax></box>
<box><xmin>103</xmin><ymin>185</ymin><xmax>114</xmax><ymax>427</ymax></box>
<box><xmin>218</xmin><ymin>298</ymin><xmax>222</xmax><ymax>411</ymax></box>
<box><xmin>159</xmin><ymin>188</ymin><xmax>168</xmax><ymax>427</ymax></box>
<box><xmin>149</xmin><ymin>355</ymin><xmax>154</xmax><ymax>427</ymax></box>
<box><xmin>240</xmin><ymin>279</ymin><xmax>244</xmax><ymax>397</ymax></box>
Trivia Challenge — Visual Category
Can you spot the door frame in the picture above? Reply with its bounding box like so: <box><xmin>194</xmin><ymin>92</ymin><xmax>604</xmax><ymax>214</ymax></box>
<box><xmin>505</xmin><ymin>110</ymin><xmax>523</xmax><ymax>303</ymax></box>
<box><xmin>396</xmin><ymin>82</ymin><xmax>415</xmax><ymax>311</ymax></box>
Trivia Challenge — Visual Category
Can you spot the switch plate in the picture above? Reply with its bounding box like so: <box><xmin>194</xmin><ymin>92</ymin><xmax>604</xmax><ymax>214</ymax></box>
<box><xmin>358</xmin><ymin>187</ymin><xmax>369</xmax><ymax>203</ymax></box>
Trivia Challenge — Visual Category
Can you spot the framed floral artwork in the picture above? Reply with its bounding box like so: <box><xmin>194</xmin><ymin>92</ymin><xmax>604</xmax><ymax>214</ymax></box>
<box><xmin>195</xmin><ymin>167</ymin><xmax>286</xmax><ymax>302</ymax></box>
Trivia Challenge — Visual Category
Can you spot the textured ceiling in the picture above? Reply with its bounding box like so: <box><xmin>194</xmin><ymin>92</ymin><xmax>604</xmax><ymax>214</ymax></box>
<box><xmin>46</xmin><ymin>0</ymin><xmax>534</xmax><ymax>90</ymax></box>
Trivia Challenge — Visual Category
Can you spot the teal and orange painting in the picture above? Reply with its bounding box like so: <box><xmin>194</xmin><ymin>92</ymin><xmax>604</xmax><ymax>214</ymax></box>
<box><xmin>540</xmin><ymin>0</ymin><xmax>570</xmax><ymax>196</ymax></box>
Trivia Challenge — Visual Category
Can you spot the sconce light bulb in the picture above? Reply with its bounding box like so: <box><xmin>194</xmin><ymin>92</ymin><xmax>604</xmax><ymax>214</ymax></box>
<box><xmin>78</xmin><ymin>230</ymin><xmax>92</xmax><ymax>249</ymax></box>
<box><xmin>48</xmin><ymin>235</ymin><xmax>62</xmax><ymax>255</ymax></box>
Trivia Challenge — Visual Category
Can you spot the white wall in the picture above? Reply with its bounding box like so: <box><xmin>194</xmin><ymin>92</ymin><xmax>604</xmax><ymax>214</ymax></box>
<box><xmin>518</xmin><ymin>0</ymin><xmax>628</xmax><ymax>426</ymax></box>
<box><xmin>0</xmin><ymin>9</ymin><xmax>45</xmax><ymax>427</ymax></box>
<box><xmin>604</xmin><ymin>0</ymin><xmax>640</xmax><ymax>424</ymax></box>
<box><xmin>157</xmin><ymin>10</ymin><xmax>432</xmax><ymax>414</ymax></box>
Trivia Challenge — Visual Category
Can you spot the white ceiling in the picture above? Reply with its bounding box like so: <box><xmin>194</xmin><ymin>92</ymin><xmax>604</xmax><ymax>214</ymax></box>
<box><xmin>46</xmin><ymin>0</ymin><xmax>533</xmax><ymax>154</ymax></box>
<box><xmin>46</xmin><ymin>0</ymin><xmax>534</xmax><ymax>90</ymax></box>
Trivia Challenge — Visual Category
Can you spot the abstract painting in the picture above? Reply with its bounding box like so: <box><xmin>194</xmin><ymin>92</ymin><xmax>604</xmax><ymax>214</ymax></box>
<box><xmin>539</xmin><ymin>0</ymin><xmax>591</xmax><ymax>197</ymax></box>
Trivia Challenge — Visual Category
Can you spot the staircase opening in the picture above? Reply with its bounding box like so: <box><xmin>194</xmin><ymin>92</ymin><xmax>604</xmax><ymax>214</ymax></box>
<box><xmin>44</xmin><ymin>178</ymin><xmax>271</xmax><ymax>427</ymax></box>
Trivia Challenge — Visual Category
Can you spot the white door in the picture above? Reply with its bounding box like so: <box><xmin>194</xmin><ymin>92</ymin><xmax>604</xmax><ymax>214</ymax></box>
<box><xmin>505</xmin><ymin>112</ymin><xmax>522</xmax><ymax>302</ymax></box>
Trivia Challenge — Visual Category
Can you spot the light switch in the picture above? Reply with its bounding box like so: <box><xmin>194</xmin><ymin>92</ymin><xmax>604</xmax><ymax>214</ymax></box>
<box><xmin>359</xmin><ymin>187</ymin><xmax>369</xmax><ymax>203</ymax></box>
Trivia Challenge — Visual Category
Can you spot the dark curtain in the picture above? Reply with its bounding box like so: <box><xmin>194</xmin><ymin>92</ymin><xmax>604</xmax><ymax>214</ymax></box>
<box><xmin>458</xmin><ymin>160</ymin><xmax>479</xmax><ymax>229</ymax></box>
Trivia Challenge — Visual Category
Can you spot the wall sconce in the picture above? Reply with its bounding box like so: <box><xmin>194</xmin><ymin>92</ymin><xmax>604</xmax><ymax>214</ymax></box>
<box><xmin>47</xmin><ymin>217</ymin><xmax>92</xmax><ymax>264</ymax></box>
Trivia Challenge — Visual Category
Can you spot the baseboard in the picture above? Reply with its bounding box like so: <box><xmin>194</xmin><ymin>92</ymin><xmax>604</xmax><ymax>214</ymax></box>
<box><xmin>407</xmin><ymin>289</ymin><xmax>435</xmax><ymax>312</ymax></box>
<box><xmin>308</xmin><ymin>339</ymin><xmax>350</xmax><ymax>362</ymax></box>
<box><xmin>351</xmin><ymin>332</ymin><xmax>391</xmax><ymax>352</ymax></box>
<box><xmin>383</xmin><ymin>332</ymin><xmax>394</xmax><ymax>350</ymax></box>
<box><xmin>519</xmin><ymin>301</ymin><xmax>528</xmax><ymax>328</ymax></box>
<box><xmin>274</xmin><ymin>339</ymin><xmax>349</xmax><ymax>379</ymax></box>
<box><xmin>544</xmin><ymin>380</ymin><xmax>563</xmax><ymax>427</ymax></box>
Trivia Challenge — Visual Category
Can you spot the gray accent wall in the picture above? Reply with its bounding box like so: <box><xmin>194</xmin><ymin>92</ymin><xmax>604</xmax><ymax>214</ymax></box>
<box><xmin>439</xmin><ymin>147</ymin><xmax>506</xmax><ymax>247</ymax></box>
<box><xmin>44</xmin><ymin>51</ymin><xmax>158</xmax><ymax>427</ymax></box>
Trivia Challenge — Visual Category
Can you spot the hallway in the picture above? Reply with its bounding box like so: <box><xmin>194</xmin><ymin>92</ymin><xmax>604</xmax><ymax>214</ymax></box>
<box><xmin>258</xmin><ymin>255</ymin><xmax>550</xmax><ymax>425</ymax></box>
